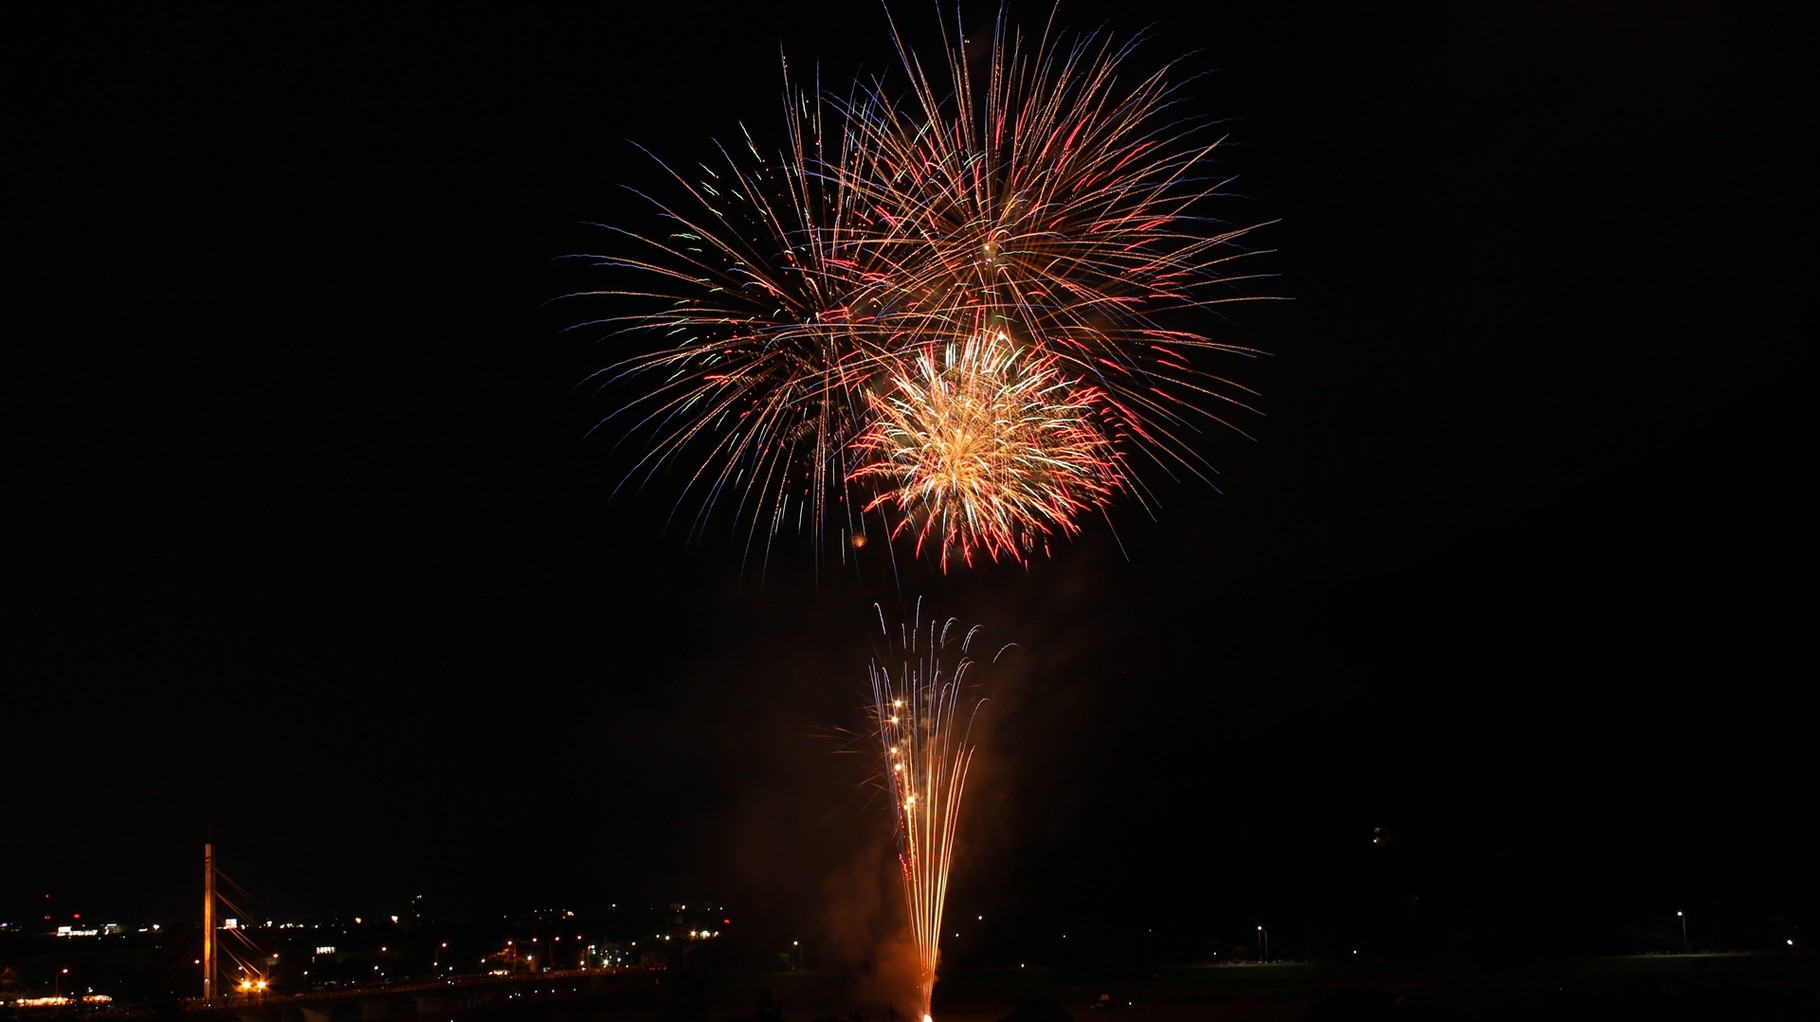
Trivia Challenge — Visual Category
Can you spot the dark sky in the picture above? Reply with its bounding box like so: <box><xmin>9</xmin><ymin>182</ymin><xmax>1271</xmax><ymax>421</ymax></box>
<box><xmin>15</xmin><ymin>1</ymin><xmax>1809</xmax><ymax>962</ymax></box>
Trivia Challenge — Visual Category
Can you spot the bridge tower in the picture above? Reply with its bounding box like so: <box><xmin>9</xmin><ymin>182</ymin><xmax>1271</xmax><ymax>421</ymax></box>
<box><xmin>203</xmin><ymin>842</ymin><xmax>217</xmax><ymax>1002</ymax></box>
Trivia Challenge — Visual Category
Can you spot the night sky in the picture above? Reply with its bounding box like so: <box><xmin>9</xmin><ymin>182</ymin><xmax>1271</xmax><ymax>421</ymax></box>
<box><xmin>15</xmin><ymin>1</ymin><xmax>1809</xmax><ymax>964</ymax></box>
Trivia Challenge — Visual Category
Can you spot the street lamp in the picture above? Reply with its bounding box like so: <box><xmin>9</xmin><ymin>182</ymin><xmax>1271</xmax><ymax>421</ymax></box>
<box><xmin>793</xmin><ymin>940</ymin><xmax>802</xmax><ymax>970</ymax></box>
<box><xmin>55</xmin><ymin>968</ymin><xmax>69</xmax><ymax>1000</ymax></box>
<box><xmin>1678</xmin><ymin>911</ymin><xmax>1688</xmax><ymax>954</ymax></box>
<box><xmin>1257</xmin><ymin>925</ymin><xmax>1268</xmax><ymax>963</ymax></box>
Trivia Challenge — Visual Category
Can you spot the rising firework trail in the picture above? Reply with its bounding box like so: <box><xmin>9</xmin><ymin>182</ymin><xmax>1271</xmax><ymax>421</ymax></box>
<box><xmin>867</xmin><ymin>600</ymin><xmax>1014</xmax><ymax>1022</ymax></box>
<box><xmin>558</xmin><ymin>2</ymin><xmax>1276</xmax><ymax>573</ymax></box>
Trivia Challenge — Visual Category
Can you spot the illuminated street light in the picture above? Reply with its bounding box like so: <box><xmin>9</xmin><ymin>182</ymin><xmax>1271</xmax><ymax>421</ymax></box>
<box><xmin>1257</xmin><ymin>925</ymin><xmax>1268</xmax><ymax>963</ymax></box>
<box><xmin>1678</xmin><ymin>911</ymin><xmax>1688</xmax><ymax>954</ymax></box>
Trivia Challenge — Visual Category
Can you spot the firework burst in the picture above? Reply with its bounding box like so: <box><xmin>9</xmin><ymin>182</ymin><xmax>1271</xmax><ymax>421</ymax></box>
<box><xmin>848</xmin><ymin>329</ymin><xmax>1126</xmax><ymax>571</ymax></box>
<box><xmin>563</xmin><ymin>3</ymin><xmax>1274</xmax><ymax>570</ymax></box>
<box><xmin>558</xmin><ymin>72</ymin><xmax>897</xmax><ymax>565</ymax></box>
<box><xmin>868</xmin><ymin>600</ymin><xmax>1012</xmax><ymax>1021</ymax></box>
<box><xmin>833</xmin><ymin>3</ymin><xmax>1276</xmax><ymax>494</ymax></box>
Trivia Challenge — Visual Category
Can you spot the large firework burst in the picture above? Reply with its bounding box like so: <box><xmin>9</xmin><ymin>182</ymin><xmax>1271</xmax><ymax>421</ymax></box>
<box><xmin>559</xmin><ymin>74</ymin><xmax>894</xmax><ymax>564</ymax></box>
<box><xmin>837</xmin><ymin>4</ymin><xmax>1274</xmax><ymax>496</ymax></box>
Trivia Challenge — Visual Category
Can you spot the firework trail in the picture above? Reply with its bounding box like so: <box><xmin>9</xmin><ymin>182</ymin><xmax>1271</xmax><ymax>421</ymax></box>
<box><xmin>848</xmin><ymin>329</ymin><xmax>1127</xmax><ymax>571</ymax></box>
<box><xmin>562</xmin><ymin>3</ymin><xmax>1274</xmax><ymax>570</ymax></box>
<box><xmin>868</xmin><ymin>600</ymin><xmax>1013</xmax><ymax>1021</ymax></box>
